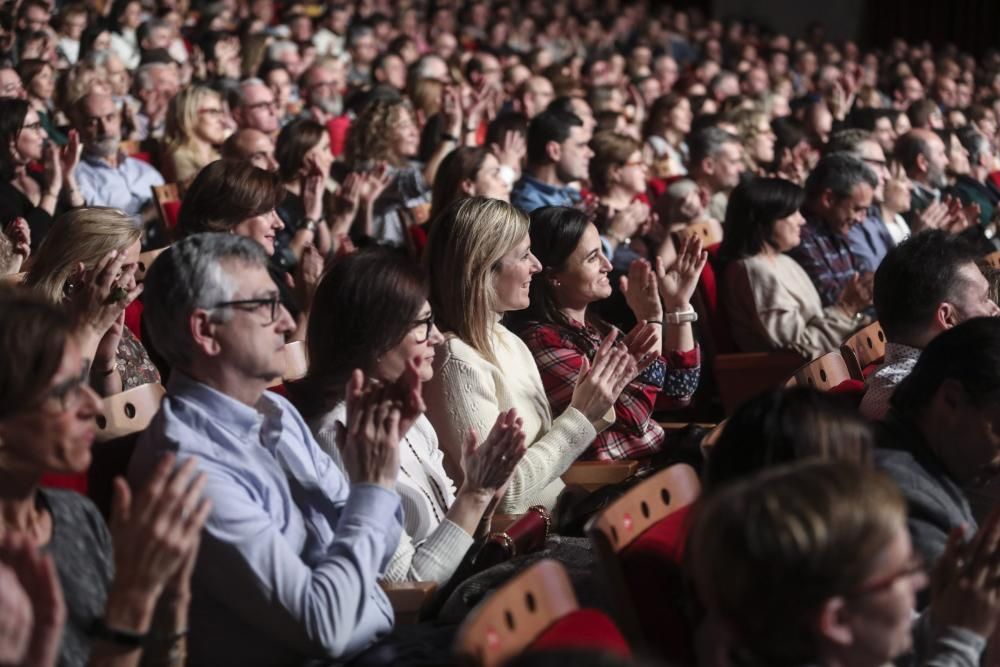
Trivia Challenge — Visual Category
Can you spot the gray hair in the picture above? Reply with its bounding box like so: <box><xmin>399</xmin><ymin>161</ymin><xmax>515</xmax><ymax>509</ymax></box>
<box><xmin>804</xmin><ymin>152</ymin><xmax>878</xmax><ymax>201</ymax></box>
<box><xmin>824</xmin><ymin>128</ymin><xmax>874</xmax><ymax>156</ymax></box>
<box><xmin>957</xmin><ymin>127</ymin><xmax>991</xmax><ymax>166</ymax></box>
<box><xmin>133</xmin><ymin>62</ymin><xmax>170</xmax><ymax>92</ymax></box>
<box><xmin>267</xmin><ymin>40</ymin><xmax>299</xmax><ymax>62</ymax></box>
<box><xmin>143</xmin><ymin>233</ymin><xmax>269</xmax><ymax>369</ymax></box>
<box><xmin>228</xmin><ymin>77</ymin><xmax>268</xmax><ymax>109</ymax></box>
<box><xmin>688</xmin><ymin>126</ymin><xmax>740</xmax><ymax>168</ymax></box>
<box><xmin>82</xmin><ymin>49</ymin><xmax>120</xmax><ymax>70</ymax></box>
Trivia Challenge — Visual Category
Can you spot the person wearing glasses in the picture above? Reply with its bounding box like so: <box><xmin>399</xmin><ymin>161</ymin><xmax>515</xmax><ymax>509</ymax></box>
<box><xmin>690</xmin><ymin>460</ymin><xmax>995</xmax><ymax>667</ymax></box>
<box><xmin>229</xmin><ymin>78</ymin><xmax>280</xmax><ymax>138</ymax></box>
<box><xmin>164</xmin><ymin>85</ymin><xmax>230</xmax><ymax>186</ymax></box>
<box><xmin>0</xmin><ymin>97</ymin><xmax>85</xmax><ymax>250</ymax></box>
<box><xmin>0</xmin><ymin>286</ymin><xmax>210</xmax><ymax>667</ymax></box>
<box><xmin>294</xmin><ymin>250</ymin><xmax>525</xmax><ymax>584</ymax></box>
<box><xmin>129</xmin><ymin>233</ymin><xmax>411</xmax><ymax>666</ymax></box>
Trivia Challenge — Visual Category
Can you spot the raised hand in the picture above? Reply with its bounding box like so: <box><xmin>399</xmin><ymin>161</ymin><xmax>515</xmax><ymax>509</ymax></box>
<box><xmin>931</xmin><ymin>509</ymin><xmax>1000</xmax><ymax>638</ymax></box>
<box><xmin>338</xmin><ymin>370</ymin><xmax>403</xmax><ymax>489</ymax></box>
<box><xmin>836</xmin><ymin>273</ymin><xmax>872</xmax><ymax>317</ymax></box>
<box><xmin>654</xmin><ymin>233</ymin><xmax>707</xmax><ymax>310</ymax></box>
<box><xmin>570</xmin><ymin>330</ymin><xmax>639</xmax><ymax>423</ymax></box>
<box><xmin>620</xmin><ymin>258</ymin><xmax>662</xmax><ymax>323</ymax></box>
<box><xmin>461</xmin><ymin>409</ymin><xmax>527</xmax><ymax>500</ymax></box>
<box><xmin>359</xmin><ymin>162</ymin><xmax>392</xmax><ymax>208</ymax></box>
<box><xmin>0</xmin><ymin>533</ymin><xmax>65</xmax><ymax>667</ymax></box>
<box><xmin>620</xmin><ymin>322</ymin><xmax>660</xmax><ymax>372</ymax></box>
<box><xmin>491</xmin><ymin>130</ymin><xmax>526</xmax><ymax>174</ymax></box>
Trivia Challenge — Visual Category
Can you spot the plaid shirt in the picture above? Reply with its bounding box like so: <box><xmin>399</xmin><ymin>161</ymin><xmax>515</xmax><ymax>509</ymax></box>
<box><xmin>519</xmin><ymin>320</ymin><xmax>700</xmax><ymax>462</ymax></box>
<box><xmin>787</xmin><ymin>215</ymin><xmax>861</xmax><ymax>307</ymax></box>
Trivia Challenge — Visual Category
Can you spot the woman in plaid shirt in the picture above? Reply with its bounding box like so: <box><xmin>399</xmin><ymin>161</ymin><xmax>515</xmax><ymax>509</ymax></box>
<box><xmin>511</xmin><ymin>206</ymin><xmax>705</xmax><ymax>464</ymax></box>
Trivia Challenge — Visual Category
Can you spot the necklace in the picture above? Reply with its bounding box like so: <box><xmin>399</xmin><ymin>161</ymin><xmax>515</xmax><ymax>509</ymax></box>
<box><xmin>398</xmin><ymin>436</ymin><xmax>449</xmax><ymax>523</ymax></box>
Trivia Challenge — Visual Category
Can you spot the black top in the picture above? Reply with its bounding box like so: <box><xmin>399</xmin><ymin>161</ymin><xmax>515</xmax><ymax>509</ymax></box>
<box><xmin>0</xmin><ymin>178</ymin><xmax>54</xmax><ymax>251</ymax></box>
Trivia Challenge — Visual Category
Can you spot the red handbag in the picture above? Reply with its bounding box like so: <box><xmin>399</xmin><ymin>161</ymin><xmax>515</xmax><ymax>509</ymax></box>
<box><xmin>473</xmin><ymin>505</ymin><xmax>552</xmax><ymax>571</ymax></box>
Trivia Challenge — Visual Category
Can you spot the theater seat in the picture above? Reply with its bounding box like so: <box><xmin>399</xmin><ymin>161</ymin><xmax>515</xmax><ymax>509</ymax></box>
<box><xmin>454</xmin><ymin>559</ymin><xmax>630</xmax><ymax>667</ymax></box>
<box><xmin>841</xmin><ymin>321</ymin><xmax>887</xmax><ymax>381</ymax></box>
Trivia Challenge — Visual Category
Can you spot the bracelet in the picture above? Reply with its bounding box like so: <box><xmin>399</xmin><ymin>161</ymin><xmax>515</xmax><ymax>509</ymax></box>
<box><xmin>645</xmin><ymin>319</ymin><xmax>663</xmax><ymax>325</ymax></box>
<box><xmin>90</xmin><ymin>618</ymin><xmax>148</xmax><ymax>648</ymax></box>
<box><xmin>663</xmin><ymin>307</ymin><xmax>698</xmax><ymax>324</ymax></box>
<box><xmin>300</xmin><ymin>218</ymin><xmax>317</xmax><ymax>233</ymax></box>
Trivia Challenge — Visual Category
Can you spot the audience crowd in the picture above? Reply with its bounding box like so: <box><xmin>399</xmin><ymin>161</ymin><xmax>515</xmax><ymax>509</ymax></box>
<box><xmin>2</xmin><ymin>0</ymin><xmax>1000</xmax><ymax>665</ymax></box>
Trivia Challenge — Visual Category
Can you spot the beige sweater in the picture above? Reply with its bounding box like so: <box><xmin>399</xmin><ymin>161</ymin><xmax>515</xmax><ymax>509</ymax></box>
<box><xmin>424</xmin><ymin>322</ymin><xmax>613</xmax><ymax>513</ymax></box>
<box><xmin>723</xmin><ymin>254</ymin><xmax>862</xmax><ymax>360</ymax></box>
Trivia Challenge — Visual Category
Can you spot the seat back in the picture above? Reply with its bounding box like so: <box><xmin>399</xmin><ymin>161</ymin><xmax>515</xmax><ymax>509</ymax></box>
<box><xmin>135</xmin><ymin>247</ymin><xmax>167</xmax><ymax>283</ymax></box>
<box><xmin>152</xmin><ymin>183</ymin><xmax>181</xmax><ymax>232</ymax></box>
<box><xmin>840</xmin><ymin>320</ymin><xmax>886</xmax><ymax>381</ymax></box>
<box><xmin>455</xmin><ymin>559</ymin><xmax>579</xmax><ymax>667</ymax></box>
<box><xmin>787</xmin><ymin>352</ymin><xmax>853</xmax><ymax>390</ymax></box>
<box><xmin>674</xmin><ymin>220</ymin><xmax>723</xmax><ymax>247</ymax></box>
<box><xmin>94</xmin><ymin>383</ymin><xmax>166</xmax><ymax>443</ymax></box>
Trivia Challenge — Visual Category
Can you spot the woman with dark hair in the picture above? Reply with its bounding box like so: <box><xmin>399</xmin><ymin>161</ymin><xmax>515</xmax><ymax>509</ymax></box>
<box><xmin>17</xmin><ymin>59</ymin><xmax>67</xmax><ymax>145</ymax></box>
<box><xmin>296</xmin><ymin>250</ymin><xmax>525</xmax><ymax>584</ymax></box>
<box><xmin>0</xmin><ymin>286</ymin><xmax>210</xmax><ymax>667</ymax></box>
<box><xmin>274</xmin><ymin>118</ymin><xmax>337</xmax><ymax>267</ymax></box>
<box><xmin>703</xmin><ymin>386</ymin><xmax>874</xmax><ymax>493</ymax></box>
<box><xmin>107</xmin><ymin>0</ymin><xmax>142</xmax><ymax>68</ymax></box>
<box><xmin>177</xmin><ymin>158</ymin><xmax>319</xmax><ymax>336</ymax></box>
<box><xmin>510</xmin><ymin>206</ymin><xmax>704</xmax><ymax>465</ymax></box>
<box><xmin>719</xmin><ymin>177</ymin><xmax>868</xmax><ymax>359</ymax></box>
<box><xmin>0</xmin><ymin>98</ymin><xmax>83</xmax><ymax>249</ymax></box>
<box><xmin>428</xmin><ymin>146</ymin><xmax>510</xmax><ymax>222</ymax></box>
<box><xmin>643</xmin><ymin>93</ymin><xmax>692</xmax><ymax>177</ymax></box>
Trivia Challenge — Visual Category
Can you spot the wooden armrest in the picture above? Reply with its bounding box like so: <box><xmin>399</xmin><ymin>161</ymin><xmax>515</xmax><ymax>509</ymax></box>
<box><xmin>380</xmin><ymin>581</ymin><xmax>438</xmax><ymax>624</ymax></box>
<box><xmin>491</xmin><ymin>513</ymin><xmax>523</xmax><ymax>533</ymax></box>
<box><xmin>561</xmin><ymin>460</ymin><xmax>638</xmax><ymax>492</ymax></box>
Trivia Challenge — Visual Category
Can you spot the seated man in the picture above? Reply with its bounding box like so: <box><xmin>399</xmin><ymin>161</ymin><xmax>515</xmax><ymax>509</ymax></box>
<box><xmin>72</xmin><ymin>91</ymin><xmax>164</xmax><ymax>219</ymax></box>
<box><xmin>128</xmin><ymin>233</ymin><xmax>405</xmax><ymax>666</ymax></box>
<box><xmin>861</xmin><ymin>230</ymin><xmax>997</xmax><ymax>419</ymax></box>
<box><xmin>221</xmin><ymin>127</ymin><xmax>278</xmax><ymax>171</ymax></box>
<box><xmin>876</xmin><ymin>317</ymin><xmax>1000</xmax><ymax>567</ymax></box>
<box><xmin>788</xmin><ymin>153</ymin><xmax>878</xmax><ymax>308</ymax></box>
<box><xmin>510</xmin><ymin>108</ymin><xmax>592</xmax><ymax>213</ymax></box>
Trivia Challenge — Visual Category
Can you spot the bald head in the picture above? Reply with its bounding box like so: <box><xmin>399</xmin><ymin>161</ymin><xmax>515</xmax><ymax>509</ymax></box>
<box><xmin>221</xmin><ymin>128</ymin><xmax>278</xmax><ymax>171</ymax></box>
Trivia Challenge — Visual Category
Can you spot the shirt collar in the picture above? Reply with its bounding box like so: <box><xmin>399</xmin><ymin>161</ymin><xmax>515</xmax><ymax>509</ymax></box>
<box><xmin>521</xmin><ymin>174</ymin><xmax>576</xmax><ymax>197</ymax></box>
<box><xmin>81</xmin><ymin>151</ymin><xmax>126</xmax><ymax>168</ymax></box>
<box><xmin>167</xmin><ymin>370</ymin><xmax>273</xmax><ymax>442</ymax></box>
<box><xmin>884</xmin><ymin>342</ymin><xmax>921</xmax><ymax>364</ymax></box>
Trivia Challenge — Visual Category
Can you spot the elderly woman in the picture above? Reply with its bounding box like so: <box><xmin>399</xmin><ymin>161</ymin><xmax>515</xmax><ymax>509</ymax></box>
<box><xmin>164</xmin><ymin>85</ymin><xmax>229</xmax><ymax>185</ymax></box>
<box><xmin>691</xmin><ymin>460</ymin><xmax>993</xmax><ymax>667</ymax></box>
<box><xmin>423</xmin><ymin>197</ymin><xmax>644</xmax><ymax>513</ymax></box>
<box><xmin>510</xmin><ymin>206</ymin><xmax>704</xmax><ymax>466</ymax></box>
<box><xmin>0</xmin><ymin>98</ymin><xmax>84</xmax><ymax>249</ymax></box>
<box><xmin>0</xmin><ymin>286</ymin><xmax>209</xmax><ymax>667</ymax></box>
<box><xmin>719</xmin><ymin>177</ymin><xmax>868</xmax><ymax>360</ymax></box>
<box><xmin>295</xmin><ymin>250</ymin><xmax>524</xmax><ymax>584</ymax></box>
<box><xmin>23</xmin><ymin>207</ymin><xmax>158</xmax><ymax>395</ymax></box>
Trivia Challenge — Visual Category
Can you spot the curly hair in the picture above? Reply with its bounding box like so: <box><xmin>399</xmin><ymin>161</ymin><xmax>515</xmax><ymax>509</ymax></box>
<box><xmin>343</xmin><ymin>99</ymin><xmax>413</xmax><ymax>169</ymax></box>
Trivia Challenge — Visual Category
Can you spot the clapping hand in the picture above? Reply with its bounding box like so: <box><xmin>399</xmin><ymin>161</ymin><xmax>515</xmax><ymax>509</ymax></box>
<box><xmin>570</xmin><ymin>330</ymin><xmax>639</xmax><ymax>423</ymax></box>
<box><xmin>654</xmin><ymin>233</ymin><xmax>707</xmax><ymax>310</ymax></box>
<box><xmin>0</xmin><ymin>534</ymin><xmax>64</xmax><ymax>667</ymax></box>
<box><xmin>931</xmin><ymin>509</ymin><xmax>1000</xmax><ymax>638</ymax></box>
<box><xmin>461</xmin><ymin>409</ymin><xmax>527</xmax><ymax>504</ymax></box>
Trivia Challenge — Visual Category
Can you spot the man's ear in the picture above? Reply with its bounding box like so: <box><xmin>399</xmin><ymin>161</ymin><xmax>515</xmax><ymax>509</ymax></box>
<box><xmin>819</xmin><ymin>187</ymin><xmax>837</xmax><ymax>210</ymax></box>
<box><xmin>815</xmin><ymin>596</ymin><xmax>854</xmax><ymax>648</ymax></box>
<box><xmin>545</xmin><ymin>139</ymin><xmax>561</xmax><ymax>164</ymax></box>
<box><xmin>699</xmin><ymin>156</ymin><xmax>715</xmax><ymax>176</ymax></box>
<box><xmin>935</xmin><ymin>301</ymin><xmax>961</xmax><ymax>330</ymax></box>
<box><xmin>916</xmin><ymin>152</ymin><xmax>929</xmax><ymax>175</ymax></box>
<box><xmin>189</xmin><ymin>309</ymin><xmax>221</xmax><ymax>358</ymax></box>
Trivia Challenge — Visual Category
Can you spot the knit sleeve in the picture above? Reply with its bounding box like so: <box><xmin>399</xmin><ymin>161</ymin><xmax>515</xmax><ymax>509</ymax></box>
<box><xmin>381</xmin><ymin>519</ymin><xmax>474</xmax><ymax>584</ymax></box>
<box><xmin>428</xmin><ymin>346</ymin><xmax>601</xmax><ymax>514</ymax></box>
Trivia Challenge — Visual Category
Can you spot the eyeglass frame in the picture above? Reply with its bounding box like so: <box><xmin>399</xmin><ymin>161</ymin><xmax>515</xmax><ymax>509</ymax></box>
<box><xmin>412</xmin><ymin>312</ymin><xmax>436</xmax><ymax>343</ymax></box>
<box><xmin>39</xmin><ymin>360</ymin><xmax>92</xmax><ymax>412</ymax></box>
<box><xmin>211</xmin><ymin>295</ymin><xmax>282</xmax><ymax>325</ymax></box>
<box><xmin>847</xmin><ymin>554</ymin><xmax>925</xmax><ymax>598</ymax></box>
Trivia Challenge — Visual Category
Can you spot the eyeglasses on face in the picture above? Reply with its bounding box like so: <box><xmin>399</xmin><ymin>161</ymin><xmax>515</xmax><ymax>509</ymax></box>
<box><xmin>41</xmin><ymin>360</ymin><xmax>91</xmax><ymax>412</ymax></box>
<box><xmin>245</xmin><ymin>100</ymin><xmax>277</xmax><ymax>112</ymax></box>
<box><xmin>849</xmin><ymin>555</ymin><xmax>925</xmax><ymax>598</ymax></box>
<box><xmin>212</xmin><ymin>295</ymin><xmax>282</xmax><ymax>324</ymax></box>
<box><xmin>412</xmin><ymin>312</ymin><xmax>436</xmax><ymax>343</ymax></box>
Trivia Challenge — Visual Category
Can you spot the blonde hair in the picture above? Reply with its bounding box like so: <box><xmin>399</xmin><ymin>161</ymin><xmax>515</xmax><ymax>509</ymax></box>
<box><xmin>24</xmin><ymin>208</ymin><xmax>142</xmax><ymax>302</ymax></box>
<box><xmin>165</xmin><ymin>85</ymin><xmax>219</xmax><ymax>150</ymax></box>
<box><xmin>424</xmin><ymin>197</ymin><xmax>529</xmax><ymax>365</ymax></box>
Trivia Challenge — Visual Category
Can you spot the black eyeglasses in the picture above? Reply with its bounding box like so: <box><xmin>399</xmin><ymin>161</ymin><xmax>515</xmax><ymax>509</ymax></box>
<box><xmin>412</xmin><ymin>312</ymin><xmax>435</xmax><ymax>343</ymax></box>
<box><xmin>41</xmin><ymin>360</ymin><xmax>91</xmax><ymax>412</ymax></box>
<box><xmin>213</xmin><ymin>295</ymin><xmax>281</xmax><ymax>324</ymax></box>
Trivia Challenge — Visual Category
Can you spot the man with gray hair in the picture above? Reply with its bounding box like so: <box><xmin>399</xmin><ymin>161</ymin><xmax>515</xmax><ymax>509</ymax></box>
<box><xmin>72</xmin><ymin>91</ymin><xmax>164</xmax><ymax>218</ymax></box>
<box><xmin>789</xmin><ymin>152</ymin><xmax>878</xmax><ymax>309</ymax></box>
<box><xmin>687</xmin><ymin>126</ymin><xmax>744</xmax><ymax>222</ymax></box>
<box><xmin>129</xmin><ymin>233</ymin><xmax>408</xmax><ymax>666</ymax></box>
<box><xmin>228</xmin><ymin>77</ymin><xmax>280</xmax><ymax>136</ymax></box>
<box><xmin>132</xmin><ymin>62</ymin><xmax>179</xmax><ymax>140</ymax></box>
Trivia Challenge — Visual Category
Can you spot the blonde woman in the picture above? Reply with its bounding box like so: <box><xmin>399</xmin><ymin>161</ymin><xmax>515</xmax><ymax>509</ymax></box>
<box><xmin>423</xmin><ymin>197</ymin><xmax>650</xmax><ymax>513</ymax></box>
<box><xmin>24</xmin><ymin>207</ymin><xmax>159</xmax><ymax>396</ymax></box>
<box><xmin>164</xmin><ymin>85</ymin><xmax>230</xmax><ymax>185</ymax></box>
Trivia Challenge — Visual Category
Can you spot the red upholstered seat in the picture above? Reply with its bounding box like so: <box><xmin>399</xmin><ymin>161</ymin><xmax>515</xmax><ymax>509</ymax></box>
<box><xmin>862</xmin><ymin>363</ymin><xmax>880</xmax><ymax>379</ymax></box>
<box><xmin>527</xmin><ymin>609</ymin><xmax>631</xmax><ymax>658</ymax></box>
<box><xmin>617</xmin><ymin>504</ymin><xmax>695</xmax><ymax>663</ymax></box>
<box><xmin>124</xmin><ymin>299</ymin><xmax>144</xmax><ymax>340</ymax></box>
<box><xmin>162</xmin><ymin>200</ymin><xmax>182</xmax><ymax>230</ymax></box>
<box><xmin>830</xmin><ymin>379</ymin><xmax>866</xmax><ymax>406</ymax></box>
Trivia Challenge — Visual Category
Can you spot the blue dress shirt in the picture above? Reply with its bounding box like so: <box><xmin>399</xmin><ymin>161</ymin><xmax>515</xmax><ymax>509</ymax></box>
<box><xmin>510</xmin><ymin>175</ymin><xmax>581</xmax><ymax>213</ymax></box>
<box><xmin>75</xmin><ymin>153</ymin><xmax>164</xmax><ymax>218</ymax></box>
<box><xmin>128</xmin><ymin>372</ymin><xmax>403</xmax><ymax>667</ymax></box>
